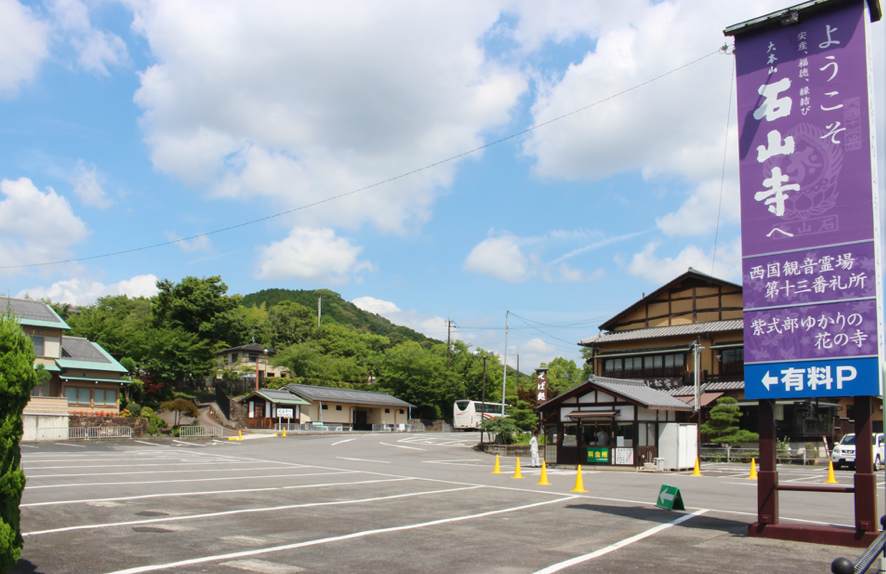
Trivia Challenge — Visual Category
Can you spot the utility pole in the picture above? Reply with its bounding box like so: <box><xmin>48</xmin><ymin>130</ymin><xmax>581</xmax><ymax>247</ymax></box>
<box><xmin>480</xmin><ymin>353</ymin><xmax>487</xmax><ymax>445</ymax></box>
<box><xmin>318</xmin><ymin>297</ymin><xmax>322</xmax><ymax>327</ymax></box>
<box><xmin>446</xmin><ymin>314</ymin><xmax>457</xmax><ymax>388</ymax></box>
<box><xmin>501</xmin><ymin>311</ymin><xmax>509</xmax><ymax>417</ymax></box>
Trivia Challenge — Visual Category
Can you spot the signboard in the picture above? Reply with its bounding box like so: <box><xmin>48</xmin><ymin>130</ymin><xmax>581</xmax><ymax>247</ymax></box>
<box><xmin>656</xmin><ymin>485</ymin><xmax>686</xmax><ymax>511</ymax></box>
<box><xmin>276</xmin><ymin>408</ymin><xmax>294</xmax><ymax>418</ymax></box>
<box><xmin>587</xmin><ymin>447</ymin><xmax>609</xmax><ymax>464</ymax></box>
<box><xmin>535</xmin><ymin>368</ymin><xmax>548</xmax><ymax>402</ymax></box>
<box><xmin>614</xmin><ymin>448</ymin><xmax>634</xmax><ymax>465</ymax></box>
<box><xmin>734</xmin><ymin>0</ymin><xmax>883</xmax><ymax>399</ymax></box>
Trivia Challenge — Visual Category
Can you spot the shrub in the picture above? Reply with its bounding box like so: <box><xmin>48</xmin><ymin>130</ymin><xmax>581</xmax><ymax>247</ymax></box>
<box><xmin>0</xmin><ymin>313</ymin><xmax>38</xmax><ymax>572</ymax></box>
<box><xmin>481</xmin><ymin>417</ymin><xmax>519</xmax><ymax>445</ymax></box>
<box><xmin>126</xmin><ymin>403</ymin><xmax>142</xmax><ymax>417</ymax></box>
<box><xmin>140</xmin><ymin>406</ymin><xmax>154</xmax><ymax>417</ymax></box>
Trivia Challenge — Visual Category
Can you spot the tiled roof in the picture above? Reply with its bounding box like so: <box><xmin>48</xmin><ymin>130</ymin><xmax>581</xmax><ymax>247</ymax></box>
<box><xmin>591</xmin><ymin>377</ymin><xmax>695</xmax><ymax>410</ymax></box>
<box><xmin>245</xmin><ymin>389</ymin><xmax>310</xmax><ymax>406</ymax></box>
<box><xmin>580</xmin><ymin>319</ymin><xmax>743</xmax><ymax>346</ymax></box>
<box><xmin>0</xmin><ymin>297</ymin><xmax>70</xmax><ymax>329</ymax></box>
<box><xmin>285</xmin><ymin>383</ymin><xmax>415</xmax><ymax>408</ymax></box>
<box><xmin>216</xmin><ymin>343</ymin><xmax>277</xmax><ymax>355</ymax></box>
<box><xmin>667</xmin><ymin>380</ymin><xmax>745</xmax><ymax>396</ymax></box>
<box><xmin>62</xmin><ymin>337</ymin><xmax>111</xmax><ymax>363</ymax></box>
<box><xmin>538</xmin><ymin>376</ymin><xmax>694</xmax><ymax>411</ymax></box>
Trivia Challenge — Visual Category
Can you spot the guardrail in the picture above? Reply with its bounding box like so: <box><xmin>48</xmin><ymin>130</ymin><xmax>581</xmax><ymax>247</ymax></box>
<box><xmin>441</xmin><ymin>423</ymin><xmax>451</xmax><ymax>432</ymax></box>
<box><xmin>179</xmin><ymin>425</ymin><xmax>223</xmax><ymax>438</ymax></box>
<box><xmin>700</xmin><ymin>446</ymin><xmax>816</xmax><ymax>464</ymax></box>
<box><xmin>301</xmin><ymin>423</ymin><xmax>344</xmax><ymax>432</ymax></box>
<box><xmin>372</xmin><ymin>424</ymin><xmax>425</xmax><ymax>432</ymax></box>
<box><xmin>37</xmin><ymin>426</ymin><xmax>131</xmax><ymax>440</ymax></box>
<box><xmin>275</xmin><ymin>423</ymin><xmax>300</xmax><ymax>432</ymax></box>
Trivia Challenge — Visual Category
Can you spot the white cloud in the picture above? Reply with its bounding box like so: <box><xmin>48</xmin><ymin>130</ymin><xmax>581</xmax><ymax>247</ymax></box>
<box><xmin>0</xmin><ymin>0</ymin><xmax>50</xmax><ymax>97</ymax></box>
<box><xmin>0</xmin><ymin>177</ymin><xmax>88</xmax><ymax>273</ymax></box>
<box><xmin>47</xmin><ymin>0</ymin><xmax>127</xmax><ymax>75</ymax></box>
<box><xmin>16</xmin><ymin>274</ymin><xmax>159</xmax><ymax>305</ymax></box>
<box><xmin>129</xmin><ymin>0</ymin><xmax>526</xmax><ymax>233</ymax></box>
<box><xmin>352</xmin><ymin>295</ymin><xmax>448</xmax><ymax>341</ymax></box>
<box><xmin>464</xmin><ymin>233</ymin><xmax>529</xmax><ymax>283</ymax></box>
<box><xmin>256</xmin><ymin>226</ymin><xmax>374</xmax><ymax>283</ymax></box>
<box><xmin>656</xmin><ymin>177</ymin><xmax>740</xmax><ymax>237</ymax></box>
<box><xmin>464</xmin><ymin>229</ymin><xmax>619</xmax><ymax>283</ymax></box>
<box><xmin>520</xmin><ymin>0</ymin><xmax>792</xmax><ymax>236</ymax></box>
<box><xmin>70</xmin><ymin>160</ymin><xmax>112</xmax><ymax>208</ymax></box>
<box><xmin>626</xmin><ymin>237</ymin><xmax>742</xmax><ymax>284</ymax></box>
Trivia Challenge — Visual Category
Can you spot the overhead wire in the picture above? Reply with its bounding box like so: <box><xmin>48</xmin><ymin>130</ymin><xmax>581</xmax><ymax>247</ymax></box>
<box><xmin>0</xmin><ymin>48</ymin><xmax>723</xmax><ymax>270</ymax></box>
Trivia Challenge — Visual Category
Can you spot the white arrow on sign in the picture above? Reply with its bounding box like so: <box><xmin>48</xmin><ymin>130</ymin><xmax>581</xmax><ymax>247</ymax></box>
<box><xmin>659</xmin><ymin>491</ymin><xmax>675</xmax><ymax>505</ymax></box>
<box><xmin>762</xmin><ymin>371</ymin><xmax>778</xmax><ymax>391</ymax></box>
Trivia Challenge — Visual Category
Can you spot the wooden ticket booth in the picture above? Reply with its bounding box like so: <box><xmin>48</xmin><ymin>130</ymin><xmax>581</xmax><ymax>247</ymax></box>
<box><xmin>536</xmin><ymin>376</ymin><xmax>694</xmax><ymax>468</ymax></box>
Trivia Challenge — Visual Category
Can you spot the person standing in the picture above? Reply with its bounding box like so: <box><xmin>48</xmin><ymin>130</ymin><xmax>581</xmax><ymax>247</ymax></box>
<box><xmin>530</xmin><ymin>430</ymin><xmax>540</xmax><ymax>467</ymax></box>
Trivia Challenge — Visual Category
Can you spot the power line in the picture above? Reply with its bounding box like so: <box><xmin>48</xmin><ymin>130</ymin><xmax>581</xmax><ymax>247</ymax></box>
<box><xmin>1</xmin><ymin>48</ymin><xmax>722</xmax><ymax>270</ymax></box>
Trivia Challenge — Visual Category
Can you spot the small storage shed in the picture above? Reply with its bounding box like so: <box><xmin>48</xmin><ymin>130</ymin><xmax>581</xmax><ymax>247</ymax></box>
<box><xmin>240</xmin><ymin>389</ymin><xmax>309</xmax><ymax>429</ymax></box>
<box><xmin>536</xmin><ymin>376</ymin><xmax>696</xmax><ymax>468</ymax></box>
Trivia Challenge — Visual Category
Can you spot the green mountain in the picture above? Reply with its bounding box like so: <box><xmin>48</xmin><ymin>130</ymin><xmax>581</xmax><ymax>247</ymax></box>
<box><xmin>241</xmin><ymin>288</ymin><xmax>439</xmax><ymax>347</ymax></box>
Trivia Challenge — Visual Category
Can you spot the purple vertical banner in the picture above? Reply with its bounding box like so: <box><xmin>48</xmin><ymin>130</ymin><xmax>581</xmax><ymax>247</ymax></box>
<box><xmin>731</xmin><ymin>0</ymin><xmax>883</xmax><ymax>399</ymax></box>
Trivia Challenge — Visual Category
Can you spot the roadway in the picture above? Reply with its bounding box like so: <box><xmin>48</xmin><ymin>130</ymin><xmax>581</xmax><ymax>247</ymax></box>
<box><xmin>13</xmin><ymin>432</ymin><xmax>881</xmax><ymax>574</ymax></box>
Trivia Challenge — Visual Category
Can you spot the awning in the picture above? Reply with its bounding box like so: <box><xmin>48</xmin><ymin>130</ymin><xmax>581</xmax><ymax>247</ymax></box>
<box><xmin>565</xmin><ymin>411</ymin><xmax>617</xmax><ymax>420</ymax></box>
<box><xmin>710</xmin><ymin>342</ymin><xmax>743</xmax><ymax>350</ymax></box>
<box><xmin>34</xmin><ymin>362</ymin><xmax>61</xmax><ymax>372</ymax></box>
<box><xmin>681</xmin><ymin>392</ymin><xmax>723</xmax><ymax>407</ymax></box>
<box><xmin>61</xmin><ymin>376</ymin><xmax>131</xmax><ymax>384</ymax></box>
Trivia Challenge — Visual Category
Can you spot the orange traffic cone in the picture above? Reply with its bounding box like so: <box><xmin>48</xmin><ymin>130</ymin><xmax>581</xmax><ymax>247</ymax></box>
<box><xmin>570</xmin><ymin>465</ymin><xmax>587</xmax><ymax>493</ymax></box>
<box><xmin>492</xmin><ymin>454</ymin><xmax>502</xmax><ymax>474</ymax></box>
<box><xmin>747</xmin><ymin>458</ymin><xmax>758</xmax><ymax>480</ymax></box>
<box><xmin>537</xmin><ymin>461</ymin><xmax>551</xmax><ymax>486</ymax></box>
<box><xmin>512</xmin><ymin>457</ymin><xmax>524</xmax><ymax>479</ymax></box>
<box><xmin>691</xmin><ymin>457</ymin><xmax>702</xmax><ymax>476</ymax></box>
<box><xmin>825</xmin><ymin>461</ymin><xmax>838</xmax><ymax>484</ymax></box>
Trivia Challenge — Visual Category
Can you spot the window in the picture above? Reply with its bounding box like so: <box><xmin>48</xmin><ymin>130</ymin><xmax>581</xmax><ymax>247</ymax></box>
<box><xmin>65</xmin><ymin>387</ymin><xmax>92</xmax><ymax>405</ymax></box>
<box><xmin>30</xmin><ymin>336</ymin><xmax>45</xmax><ymax>356</ymax></box>
<box><xmin>322</xmin><ymin>404</ymin><xmax>328</xmax><ymax>410</ymax></box>
<box><xmin>94</xmin><ymin>389</ymin><xmax>116</xmax><ymax>406</ymax></box>
<box><xmin>230</xmin><ymin>353</ymin><xmax>238</xmax><ymax>364</ymax></box>
<box><xmin>385</xmin><ymin>408</ymin><xmax>390</xmax><ymax>413</ymax></box>
<box><xmin>399</xmin><ymin>410</ymin><xmax>404</xmax><ymax>414</ymax></box>
<box><xmin>30</xmin><ymin>381</ymin><xmax>51</xmax><ymax>397</ymax></box>
<box><xmin>335</xmin><ymin>405</ymin><xmax>342</xmax><ymax>411</ymax></box>
<box><xmin>720</xmin><ymin>348</ymin><xmax>744</xmax><ymax>375</ymax></box>
<box><xmin>602</xmin><ymin>352</ymin><xmax>686</xmax><ymax>379</ymax></box>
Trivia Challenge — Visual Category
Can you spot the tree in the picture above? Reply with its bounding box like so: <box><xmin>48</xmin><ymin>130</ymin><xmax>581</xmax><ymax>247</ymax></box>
<box><xmin>159</xmin><ymin>398</ymin><xmax>200</xmax><ymax>427</ymax></box>
<box><xmin>579</xmin><ymin>347</ymin><xmax>595</xmax><ymax>380</ymax></box>
<box><xmin>0</xmin><ymin>313</ymin><xmax>38</xmax><ymax>572</ymax></box>
<box><xmin>507</xmin><ymin>397</ymin><xmax>538</xmax><ymax>431</ymax></box>
<box><xmin>546</xmin><ymin>357</ymin><xmax>583</xmax><ymax>396</ymax></box>
<box><xmin>480</xmin><ymin>417</ymin><xmax>519</xmax><ymax>445</ymax></box>
<box><xmin>377</xmin><ymin>341</ymin><xmax>447</xmax><ymax>418</ymax></box>
<box><xmin>700</xmin><ymin>397</ymin><xmax>759</xmax><ymax>444</ymax></box>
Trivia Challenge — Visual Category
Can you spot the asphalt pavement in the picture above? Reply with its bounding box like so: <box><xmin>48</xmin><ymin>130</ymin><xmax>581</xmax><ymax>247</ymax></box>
<box><xmin>12</xmin><ymin>432</ymin><xmax>881</xmax><ymax>574</ymax></box>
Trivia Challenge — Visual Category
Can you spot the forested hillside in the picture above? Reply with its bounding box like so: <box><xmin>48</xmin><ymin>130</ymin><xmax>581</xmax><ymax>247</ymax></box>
<box><xmin>242</xmin><ymin>288</ymin><xmax>436</xmax><ymax>346</ymax></box>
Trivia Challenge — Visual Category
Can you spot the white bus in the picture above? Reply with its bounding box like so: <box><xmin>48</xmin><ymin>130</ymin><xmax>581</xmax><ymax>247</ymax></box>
<box><xmin>453</xmin><ymin>400</ymin><xmax>505</xmax><ymax>430</ymax></box>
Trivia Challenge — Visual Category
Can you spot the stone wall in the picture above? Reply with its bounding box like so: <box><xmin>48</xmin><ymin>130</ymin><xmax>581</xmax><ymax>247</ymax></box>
<box><xmin>229</xmin><ymin>396</ymin><xmax>248</xmax><ymax>429</ymax></box>
<box><xmin>69</xmin><ymin>415</ymin><xmax>149</xmax><ymax>438</ymax></box>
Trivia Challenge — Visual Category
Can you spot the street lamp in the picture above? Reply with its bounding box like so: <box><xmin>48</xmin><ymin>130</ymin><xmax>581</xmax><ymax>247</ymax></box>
<box><xmin>477</xmin><ymin>351</ymin><xmax>488</xmax><ymax>445</ymax></box>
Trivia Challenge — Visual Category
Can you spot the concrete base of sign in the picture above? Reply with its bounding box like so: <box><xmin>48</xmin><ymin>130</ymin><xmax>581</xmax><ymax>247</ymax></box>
<box><xmin>747</xmin><ymin>523</ymin><xmax>878</xmax><ymax>548</ymax></box>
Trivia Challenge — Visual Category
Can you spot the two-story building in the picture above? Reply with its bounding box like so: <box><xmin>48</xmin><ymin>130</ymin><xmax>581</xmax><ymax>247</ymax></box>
<box><xmin>3</xmin><ymin>296</ymin><xmax>131</xmax><ymax>440</ymax></box>
<box><xmin>576</xmin><ymin>268</ymin><xmax>851</xmax><ymax>444</ymax></box>
<box><xmin>215</xmin><ymin>343</ymin><xmax>290</xmax><ymax>384</ymax></box>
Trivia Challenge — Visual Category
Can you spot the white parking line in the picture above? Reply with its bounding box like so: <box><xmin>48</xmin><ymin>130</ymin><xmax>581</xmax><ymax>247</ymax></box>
<box><xmin>21</xmin><ymin>478</ymin><xmax>414</xmax><ymax>508</ymax></box>
<box><xmin>26</xmin><ymin>465</ymin><xmax>298</xmax><ymax>479</ymax></box>
<box><xmin>379</xmin><ymin>442</ymin><xmax>425</xmax><ymax>451</ymax></box>
<box><xmin>135</xmin><ymin>441</ymin><xmax>162</xmax><ymax>446</ymax></box>
<box><xmin>102</xmin><ymin>495</ymin><xmax>577</xmax><ymax>574</ymax></box>
<box><xmin>25</xmin><ymin>470</ymin><xmax>356</xmax><ymax>490</ymax></box>
<box><xmin>172</xmin><ymin>440</ymin><xmax>204</xmax><ymax>447</ymax></box>
<box><xmin>530</xmin><ymin>510</ymin><xmax>708</xmax><ymax>574</ymax></box>
<box><xmin>337</xmin><ymin>457</ymin><xmax>390</xmax><ymax>464</ymax></box>
<box><xmin>331</xmin><ymin>439</ymin><xmax>356</xmax><ymax>446</ymax></box>
<box><xmin>25</xmin><ymin>485</ymin><xmax>482</xmax><ymax>537</ymax></box>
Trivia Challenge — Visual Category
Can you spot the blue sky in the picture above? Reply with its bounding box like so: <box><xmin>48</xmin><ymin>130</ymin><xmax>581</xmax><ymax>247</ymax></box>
<box><xmin>1</xmin><ymin>0</ymin><xmax>883</xmax><ymax>371</ymax></box>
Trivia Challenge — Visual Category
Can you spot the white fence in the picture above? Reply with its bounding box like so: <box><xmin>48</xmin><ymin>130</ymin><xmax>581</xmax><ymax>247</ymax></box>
<box><xmin>179</xmin><ymin>425</ymin><xmax>223</xmax><ymax>438</ymax></box>
<box><xmin>302</xmin><ymin>423</ymin><xmax>345</xmax><ymax>432</ymax></box>
<box><xmin>37</xmin><ymin>426</ymin><xmax>131</xmax><ymax>440</ymax></box>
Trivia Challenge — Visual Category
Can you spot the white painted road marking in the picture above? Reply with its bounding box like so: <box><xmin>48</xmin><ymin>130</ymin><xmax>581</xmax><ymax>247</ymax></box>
<box><xmin>25</xmin><ymin>486</ymin><xmax>482</xmax><ymax>536</ymax></box>
<box><xmin>102</xmin><ymin>496</ymin><xmax>578</xmax><ymax>574</ymax></box>
<box><xmin>25</xmin><ymin>470</ymin><xmax>356</xmax><ymax>490</ymax></box>
<box><xmin>531</xmin><ymin>510</ymin><xmax>709</xmax><ymax>574</ymax></box>
<box><xmin>331</xmin><ymin>439</ymin><xmax>355</xmax><ymax>446</ymax></box>
<box><xmin>337</xmin><ymin>457</ymin><xmax>390</xmax><ymax>464</ymax></box>
<box><xmin>379</xmin><ymin>442</ymin><xmax>424</xmax><ymax>451</ymax></box>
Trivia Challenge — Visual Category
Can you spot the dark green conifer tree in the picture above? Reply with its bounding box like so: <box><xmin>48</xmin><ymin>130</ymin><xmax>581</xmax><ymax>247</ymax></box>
<box><xmin>0</xmin><ymin>313</ymin><xmax>37</xmax><ymax>573</ymax></box>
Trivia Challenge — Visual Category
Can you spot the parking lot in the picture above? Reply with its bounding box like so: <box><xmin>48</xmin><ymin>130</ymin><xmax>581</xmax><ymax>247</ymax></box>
<box><xmin>12</xmin><ymin>432</ymin><xmax>880</xmax><ymax>574</ymax></box>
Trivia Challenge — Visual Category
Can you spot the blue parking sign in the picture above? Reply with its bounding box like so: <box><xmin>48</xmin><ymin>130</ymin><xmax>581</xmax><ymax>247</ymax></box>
<box><xmin>745</xmin><ymin>357</ymin><xmax>881</xmax><ymax>400</ymax></box>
